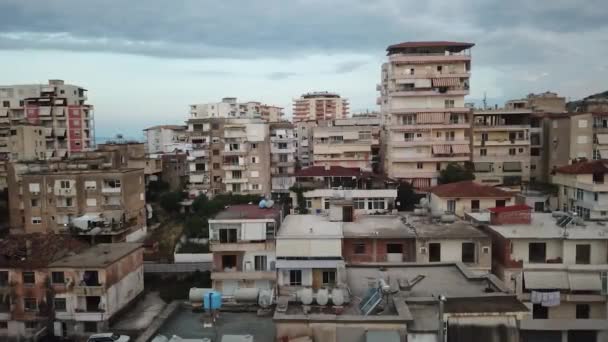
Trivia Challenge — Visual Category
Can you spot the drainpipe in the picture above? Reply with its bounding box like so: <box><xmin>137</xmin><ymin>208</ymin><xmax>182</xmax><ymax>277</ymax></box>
<box><xmin>438</xmin><ymin>295</ymin><xmax>446</xmax><ymax>342</ymax></box>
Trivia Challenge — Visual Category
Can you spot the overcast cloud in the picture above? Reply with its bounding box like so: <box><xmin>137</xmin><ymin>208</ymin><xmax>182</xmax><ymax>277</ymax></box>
<box><xmin>0</xmin><ymin>0</ymin><xmax>606</xmax><ymax>137</ymax></box>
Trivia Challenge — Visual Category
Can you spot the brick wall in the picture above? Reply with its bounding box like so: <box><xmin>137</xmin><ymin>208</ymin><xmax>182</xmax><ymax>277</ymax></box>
<box><xmin>490</xmin><ymin>209</ymin><xmax>531</xmax><ymax>225</ymax></box>
<box><xmin>343</xmin><ymin>238</ymin><xmax>416</xmax><ymax>263</ymax></box>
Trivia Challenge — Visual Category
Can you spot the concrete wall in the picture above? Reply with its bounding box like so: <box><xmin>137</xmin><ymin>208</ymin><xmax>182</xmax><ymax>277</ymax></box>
<box><xmin>277</xmin><ymin>239</ymin><xmax>342</xmax><ymax>258</ymax></box>
<box><xmin>429</xmin><ymin>193</ymin><xmax>513</xmax><ymax>217</ymax></box>
<box><xmin>416</xmin><ymin>238</ymin><xmax>492</xmax><ymax>270</ymax></box>
<box><xmin>343</xmin><ymin>238</ymin><xmax>416</xmax><ymax>263</ymax></box>
<box><xmin>511</xmin><ymin>239</ymin><xmax>563</xmax><ymax>263</ymax></box>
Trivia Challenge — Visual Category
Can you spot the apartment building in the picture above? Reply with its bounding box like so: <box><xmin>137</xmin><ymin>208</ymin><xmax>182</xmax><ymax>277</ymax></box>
<box><xmin>312</xmin><ymin>118</ymin><xmax>380</xmax><ymax>172</ymax></box>
<box><xmin>8</xmin><ymin>124</ymin><xmax>47</xmax><ymax>162</ymax></box>
<box><xmin>427</xmin><ymin>180</ymin><xmax>514</xmax><ymax>217</ymax></box>
<box><xmin>292</xmin><ymin>92</ymin><xmax>349</xmax><ymax>122</ymax></box>
<box><xmin>190</xmin><ymin>97</ymin><xmax>282</xmax><ymax>121</ymax></box>
<box><xmin>8</xmin><ymin>166</ymin><xmax>147</xmax><ymax>242</ymax></box>
<box><xmin>161</xmin><ymin>152</ymin><xmax>188</xmax><ymax>191</ymax></box>
<box><xmin>269</xmin><ymin>122</ymin><xmax>296</xmax><ymax>199</ymax></box>
<box><xmin>293</xmin><ymin>166</ymin><xmax>373</xmax><ymax>190</ymax></box>
<box><xmin>379</xmin><ymin>41</ymin><xmax>473</xmax><ymax>188</ymax></box>
<box><xmin>291</xmin><ymin>188</ymin><xmax>397</xmax><ymax>215</ymax></box>
<box><xmin>186</xmin><ymin>118</ymin><xmax>213</xmax><ymax>197</ymax></box>
<box><xmin>208</xmin><ymin>205</ymin><xmax>282</xmax><ymax>295</ymax></box>
<box><xmin>552</xmin><ymin>160</ymin><xmax>608</xmax><ymax>220</ymax></box>
<box><xmin>143</xmin><ymin>125</ymin><xmax>187</xmax><ymax>153</ymax></box>
<box><xmin>486</xmin><ymin>207</ymin><xmax>608</xmax><ymax>342</ymax></box>
<box><xmin>472</xmin><ymin>102</ymin><xmax>532</xmax><ymax>186</ymax></box>
<box><xmin>97</xmin><ymin>142</ymin><xmax>163</xmax><ymax>184</ymax></box>
<box><xmin>0</xmin><ymin>236</ymin><xmax>144</xmax><ymax>340</ymax></box>
<box><xmin>294</xmin><ymin>120</ymin><xmax>319</xmax><ymax>168</ymax></box>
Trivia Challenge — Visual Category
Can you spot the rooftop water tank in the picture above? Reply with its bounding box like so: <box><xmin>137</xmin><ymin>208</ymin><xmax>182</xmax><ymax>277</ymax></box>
<box><xmin>259</xmin><ymin>199</ymin><xmax>267</xmax><ymax>208</ymax></box>
<box><xmin>331</xmin><ymin>288</ymin><xmax>345</xmax><ymax>306</ymax></box>
<box><xmin>203</xmin><ymin>290</ymin><xmax>222</xmax><ymax>311</ymax></box>
<box><xmin>316</xmin><ymin>289</ymin><xmax>329</xmax><ymax>306</ymax></box>
<box><xmin>299</xmin><ymin>288</ymin><xmax>314</xmax><ymax>305</ymax></box>
<box><xmin>234</xmin><ymin>288</ymin><xmax>259</xmax><ymax>303</ymax></box>
<box><xmin>258</xmin><ymin>289</ymin><xmax>273</xmax><ymax>308</ymax></box>
<box><xmin>189</xmin><ymin>288</ymin><xmax>214</xmax><ymax>303</ymax></box>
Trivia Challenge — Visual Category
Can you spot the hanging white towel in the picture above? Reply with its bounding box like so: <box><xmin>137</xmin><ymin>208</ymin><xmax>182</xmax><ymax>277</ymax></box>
<box><xmin>530</xmin><ymin>291</ymin><xmax>542</xmax><ymax>304</ymax></box>
<box><xmin>541</xmin><ymin>291</ymin><xmax>561</xmax><ymax>307</ymax></box>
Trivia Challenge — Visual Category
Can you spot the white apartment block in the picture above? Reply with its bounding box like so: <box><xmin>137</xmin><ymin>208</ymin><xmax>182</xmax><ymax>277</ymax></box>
<box><xmin>553</xmin><ymin>160</ymin><xmax>608</xmax><ymax>220</ymax></box>
<box><xmin>292</xmin><ymin>92</ymin><xmax>349</xmax><ymax>122</ymax></box>
<box><xmin>190</xmin><ymin>97</ymin><xmax>282</xmax><ymax>122</ymax></box>
<box><xmin>143</xmin><ymin>125</ymin><xmax>187</xmax><ymax>153</ymax></box>
<box><xmin>472</xmin><ymin>101</ymin><xmax>532</xmax><ymax>186</ymax></box>
<box><xmin>270</xmin><ymin>122</ymin><xmax>296</xmax><ymax>198</ymax></box>
<box><xmin>379</xmin><ymin>41</ymin><xmax>473</xmax><ymax>188</ymax></box>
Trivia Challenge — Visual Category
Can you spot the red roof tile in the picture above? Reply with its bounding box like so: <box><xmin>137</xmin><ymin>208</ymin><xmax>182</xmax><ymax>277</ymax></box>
<box><xmin>387</xmin><ymin>41</ymin><xmax>475</xmax><ymax>51</ymax></box>
<box><xmin>428</xmin><ymin>181</ymin><xmax>512</xmax><ymax>198</ymax></box>
<box><xmin>294</xmin><ymin>166</ymin><xmax>364</xmax><ymax>178</ymax></box>
<box><xmin>555</xmin><ymin>160</ymin><xmax>608</xmax><ymax>174</ymax></box>
<box><xmin>488</xmin><ymin>205</ymin><xmax>531</xmax><ymax>213</ymax></box>
<box><xmin>0</xmin><ymin>233</ymin><xmax>88</xmax><ymax>268</ymax></box>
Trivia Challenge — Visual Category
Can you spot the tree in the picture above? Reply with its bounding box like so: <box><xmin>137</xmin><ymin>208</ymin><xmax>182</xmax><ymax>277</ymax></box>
<box><xmin>396</xmin><ymin>182</ymin><xmax>419</xmax><ymax>211</ymax></box>
<box><xmin>191</xmin><ymin>194</ymin><xmax>209</xmax><ymax>213</ymax></box>
<box><xmin>183</xmin><ymin>216</ymin><xmax>209</xmax><ymax>239</ymax></box>
<box><xmin>438</xmin><ymin>162</ymin><xmax>475</xmax><ymax>184</ymax></box>
<box><xmin>159</xmin><ymin>191</ymin><xmax>184</xmax><ymax>214</ymax></box>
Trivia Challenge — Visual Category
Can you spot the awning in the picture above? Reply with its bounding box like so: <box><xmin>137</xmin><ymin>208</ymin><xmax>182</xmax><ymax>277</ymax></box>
<box><xmin>451</xmin><ymin>144</ymin><xmax>470</xmax><ymax>154</ymax></box>
<box><xmin>410</xmin><ymin>178</ymin><xmax>431</xmax><ymax>189</ymax></box>
<box><xmin>432</xmin><ymin>145</ymin><xmax>451</xmax><ymax>154</ymax></box>
<box><xmin>599</xmin><ymin>149</ymin><xmax>608</xmax><ymax>158</ymax></box>
<box><xmin>474</xmin><ymin>162</ymin><xmax>493</xmax><ymax>172</ymax></box>
<box><xmin>524</xmin><ymin>271</ymin><xmax>569</xmax><ymax>290</ymax></box>
<box><xmin>44</xmin><ymin>127</ymin><xmax>53</xmax><ymax>137</ymax></box>
<box><xmin>432</xmin><ymin>78</ymin><xmax>460</xmax><ymax>87</ymax></box>
<box><xmin>417</xmin><ymin>112</ymin><xmax>445</xmax><ymax>124</ymax></box>
<box><xmin>569</xmin><ymin>273</ymin><xmax>602</xmax><ymax>291</ymax></box>
<box><xmin>276</xmin><ymin>259</ymin><xmax>341</xmax><ymax>269</ymax></box>
<box><xmin>55</xmin><ymin>128</ymin><xmax>66</xmax><ymax>137</ymax></box>
<box><xmin>53</xmin><ymin>107</ymin><xmax>64</xmax><ymax>116</ymax></box>
<box><xmin>0</xmin><ymin>108</ymin><xmax>7</xmax><ymax>117</ymax></box>
<box><xmin>597</xmin><ymin>134</ymin><xmax>608</xmax><ymax>145</ymax></box>
<box><xmin>39</xmin><ymin>106</ymin><xmax>51</xmax><ymax>116</ymax></box>
<box><xmin>414</xmin><ymin>79</ymin><xmax>432</xmax><ymax>88</ymax></box>
<box><xmin>342</xmin><ymin>131</ymin><xmax>359</xmax><ymax>140</ymax></box>
<box><xmin>57</xmin><ymin>149</ymin><xmax>68</xmax><ymax>158</ymax></box>
<box><xmin>503</xmin><ymin>161</ymin><xmax>522</xmax><ymax>172</ymax></box>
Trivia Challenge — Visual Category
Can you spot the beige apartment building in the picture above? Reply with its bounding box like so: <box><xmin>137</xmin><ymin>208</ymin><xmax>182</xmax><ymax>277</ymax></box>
<box><xmin>472</xmin><ymin>101</ymin><xmax>532</xmax><ymax>186</ymax></box>
<box><xmin>552</xmin><ymin>160</ymin><xmax>608</xmax><ymax>220</ymax></box>
<box><xmin>546</xmin><ymin>113</ymin><xmax>593</xmax><ymax>173</ymax></box>
<box><xmin>269</xmin><ymin>122</ymin><xmax>296</xmax><ymax>199</ymax></box>
<box><xmin>260</xmin><ymin>104</ymin><xmax>284</xmax><ymax>122</ymax></box>
<box><xmin>312</xmin><ymin>117</ymin><xmax>381</xmax><ymax>172</ymax></box>
<box><xmin>292</xmin><ymin>91</ymin><xmax>349</xmax><ymax>122</ymax></box>
<box><xmin>8</xmin><ymin>124</ymin><xmax>47</xmax><ymax>162</ymax></box>
<box><xmin>190</xmin><ymin>97</ymin><xmax>282</xmax><ymax>122</ymax></box>
<box><xmin>379</xmin><ymin>41</ymin><xmax>473</xmax><ymax>188</ymax></box>
<box><xmin>294</xmin><ymin>120</ymin><xmax>319</xmax><ymax>168</ymax></box>
<box><xmin>8</xmin><ymin>165</ymin><xmax>147</xmax><ymax>243</ymax></box>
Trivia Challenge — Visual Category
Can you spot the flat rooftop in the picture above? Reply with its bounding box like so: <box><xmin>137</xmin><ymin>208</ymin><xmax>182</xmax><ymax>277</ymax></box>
<box><xmin>402</xmin><ymin>213</ymin><xmax>488</xmax><ymax>239</ymax></box>
<box><xmin>277</xmin><ymin>215</ymin><xmax>342</xmax><ymax>238</ymax></box>
<box><xmin>343</xmin><ymin>215</ymin><xmax>415</xmax><ymax>238</ymax></box>
<box><xmin>302</xmin><ymin>189</ymin><xmax>396</xmax><ymax>198</ymax></box>
<box><xmin>487</xmin><ymin>213</ymin><xmax>608</xmax><ymax>240</ymax></box>
<box><xmin>49</xmin><ymin>243</ymin><xmax>141</xmax><ymax>268</ymax></box>
<box><xmin>23</xmin><ymin>168</ymin><xmax>141</xmax><ymax>176</ymax></box>
<box><xmin>211</xmin><ymin>204</ymin><xmax>281</xmax><ymax>221</ymax></box>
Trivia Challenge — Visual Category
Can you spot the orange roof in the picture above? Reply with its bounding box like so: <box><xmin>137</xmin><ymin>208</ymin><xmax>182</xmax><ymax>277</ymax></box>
<box><xmin>428</xmin><ymin>181</ymin><xmax>512</xmax><ymax>198</ymax></box>
<box><xmin>555</xmin><ymin>160</ymin><xmax>608</xmax><ymax>174</ymax></box>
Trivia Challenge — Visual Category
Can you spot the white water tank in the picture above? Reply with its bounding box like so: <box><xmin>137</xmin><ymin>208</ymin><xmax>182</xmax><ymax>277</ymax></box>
<box><xmin>331</xmin><ymin>288</ymin><xmax>344</xmax><ymax>306</ymax></box>
<box><xmin>316</xmin><ymin>289</ymin><xmax>329</xmax><ymax>306</ymax></box>
<box><xmin>188</xmin><ymin>288</ymin><xmax>214</xmax><ymax>303</ymax></box>
<box><xmin>234</xmin><ymin>288</ymin><xmax>259</xmax><ymax>302</ymax></box>
<box><xmin>299</xmin><ymin>288</ymin><xmax>314</xmax><ymax>305</ymax></box>
<box><xmin>440</xmin><ymin>214</ymin><xmax>456</xmax><ymax>223</ymax></box>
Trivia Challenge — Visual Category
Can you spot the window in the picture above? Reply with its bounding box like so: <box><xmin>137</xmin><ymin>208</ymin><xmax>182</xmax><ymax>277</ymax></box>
<box><xmin>23</xmin><ymin>298</ymin><xmax>37</xmax><ymax>311</ymax></box>
<box><xmin>518</xmin><ymin>148</ymin><xmax>524</xmax><ymax>153</ymax></box>
<box><xmin>444</xmin><ymin>99</ymin><xmax>455</xmax><ymax>108</ymax></box>
<box><xmin>387</xmin><ymin>244</ymin><xmax>403</xmax><ymax>254</ymax></box>
<box><xmin>471</xmin><ymin>200</ymin><xmax>480</xmax><ymax>212</ymax></box>
<box><xmin>509</xmin><ymin>148</ymin><xmax>516</xmax><ymax>156</ymax></box>
<box><xmin>368</xmin><ymin>198</ymin><xmax>385</xmax><ymax>210</ymax></box>
<box><xmin>0</xmin><ymin>271</ymin><xmax>7</xmax><ymax>286</ymax></box>
<box><xmin>306</xmin><ymin>199</ymin><xmax>312</xmax><ymax>209</ymax></box>
<box><xmin>289</xmin><ymin>270</ymin><xmax>302</xmax><ymax>286</ymax></box>
<box><xmin>23</xmin><ymin>272</ymin><xmax>35</xmax><ymax>285</ymax></box>
<box><xmin>213</xmin><ymin>163</ymin><xmax>220</xmax><ymax>170</ymax></box>
<box><xmin>576</xmin><ymin>189</ymin><xmax>584</xmax><ymax>200</ymax></box>
<box><xmin>404</xmin><ymin>133</ymin><xmax>415</xmax><ymax>141</ymax></box>
<box><xmin>30</xmin><ymin>199</ymin><xmax>39</xmax><ymax>207</ymax></box>
<box><xmin>219</xmin><ymin>229</ymin><xmax>237</xmax><ymax>243</ymax></box>
<box><xmin>532</xmin><ymin>304</ymin><xmax>548</xmax><ymax>319</ymax></box>
<box><xmin>445</xmin><ymin>131</ymin><xmax>455</xmax><ymax>141</ymax></box>
<box><xmin>353</xmin><ymin>199</ymin><xmax>365</xmax><ymax>209</ymax></box>
<box><xmin>54</xmin><ymin>298</ymin><xmax>67</xmax><ymax>312</ymax></box>
<box><xmin>25</xmin><ymin>321</ymin><xmax>38</xmax><ymax>329</ymax></box>
<box><xmin>2</xmin><ymin>101</ymin><xmax>9</xmax><ymax>107</ymax></box>
<box><xmin>213</xmin><ymin>149</ymin><xmax>219</xmax><ymax>156</ymax></box>
<box><xmin>51</xmin><ymin>272</ymin><xmax>65</xmax><ymax>284</ymax></box>
<box><xmin>84</xmin><ymin>321</ymin><xmax>97</xmax><ymax>333</ymax></box>
<box><xmin>0</xmin><ymin>321</ymin><xmax>6</xmax><ymax>329</ymax></box>
<box><xmin>481</xmin><ymin>133</ymin><xmax>488</xmax><ymax>141</ymax></box>
<box><xmin>595</xmin><ymin>193</ymin><xmax>599</xmax><ymax>201</ymax></box>
<box><xmin>447</xmin><ymin>200</ymin><xmax>456</xmax><ymax>213</ymax></box>
<box><xmin>495</xmin><ymin>200</ymin><xmax>506</xmax><ymax>207</ymax></box>
<box><xmin>278</xmin><ymin>143</ymin><xmax>287</xmax><ymax>149</ymax></box>
<box><xmin>528</xmin><ymin>242</ymin><xmax>546</xmax><ymax>263</ymax></box>
<box><xmin>576</xmin><ymin>244</ymin><xmax>591</xmax><ymax>265</ymax></box>
<box><xmin>59</xmin><ymin>180</ymin><xmax>71</xmax><ymax>189</ymax></box>
<box><xmin>429</xmin><ymin>243</ymin><xmax>441</xmax><ymax>262</ymax></box>
<box><xmin>104</xmin><ymin>179</ymin><xmax>120</xmax><ymax>188</ymax></box>
<box><xmin>462</xmin><ymin>242</ymin><xmax>475</xmax><ymax>263</ymax></box>
<box><xmin>417</xmin><ymin>162</ymin><xmax>423</xmax><ymax>169</ymax></box>
<box><xmin>579</xmin><ymin>119</ymin><xmax>588</xmax><ymax>128</ymax></box>
<box><xmin>576</xmin><ymin>304</ymin><xmax>590</xmax><ymax>319</ymax></box>
<box><xmin>254</xmin><ymin>255</ymin><xmax>267</xmax><ymax>271</ymax></box>
<box><xmin>322</xmin><ymin>270</ymin><xmax>336</xmax><ymax>285</ymax></box>
<box><xmin>354</xmin><ymin>243</ymin><xmax>366</xmax><ymax>254</ymax></box>
<box><xmin>251</xmin><ymin>184</ymin><xmax>260</xmax><ymax>190</ymax></box>
<box><xmin>65</xmin><ymin>197</ymin><xmax>73</xmax><ymax>207</ymax></box>
<box><xmin>480</xmin><ymin>149</ymin><xmax>487</xmax><ymax>156</ymax></box>
<box><xmin>436</xmin><ymin>162</ymin><xmax>441</xmax><ymax>171</ymax></box>
<box><xmin>324</xmin><ymin>200</ymin><xmax>330</xmax><ymax>210</ymax></box>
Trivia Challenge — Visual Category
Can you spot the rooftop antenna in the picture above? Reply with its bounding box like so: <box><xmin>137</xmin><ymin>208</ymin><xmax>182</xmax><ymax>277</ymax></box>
<box><xmin>482</xmin><ymin>92</ymin><xmax>488</xmax><ymax>110</ymax></box>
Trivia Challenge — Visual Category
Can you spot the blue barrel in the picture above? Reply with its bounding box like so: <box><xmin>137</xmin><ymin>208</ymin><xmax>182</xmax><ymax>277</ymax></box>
<box><xmin>203</xmin><ymin>290</ymin><xmax>222</xmax><ymax>310</ymax></box>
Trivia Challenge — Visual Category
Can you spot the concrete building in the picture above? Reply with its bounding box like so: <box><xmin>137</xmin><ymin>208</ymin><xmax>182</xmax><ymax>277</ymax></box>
<box><xmin>96</xmin><ymin>142</ymin><xmax>163</xmax><ymax>184</ymax></box>
<box><xmin>269</xmin><ymin>122</ymin><xmax>296</xmax><ymax>199</ymax></box>
<box><xmin>379</xmin><ymin>41</ymin><xmax>473</xmax><ymax>188</ymax></box>
<box><xmin>485</xmin><ymin>206</ymin><xmax>608</xmax><ymax>342</ymax></box>
<box><xmin>293</xmin><ymin>166</ymin><xmax>375</xmax><ymax>190</ymax></box>
<box><xmin>8</xmin><ymin>166</ymin><xmax>147</xmax><ymax>242</ymax></box>
<box><xmin>294</xmin><ymin>120</ymin><xmax>319</xmax><ymax>168</ymax></box>
<box><xmin>8</xmin><ymin>124</ymin><xmax>47</xmax><ymax>162</ymax></box>
<box><xmin>0</xmin><ymin>235</ymin><xmax>143</xmax><ymax>340</ymax></box>
<box><xmin>292</xmin><ymin>92</ymin><xmax>349</xmax><ymax>122</ymax></box>
<box><xmin>472</xmin><ymin>102</ymin><xmax>532</xmax><ymax>186</ymax></box>
<box><xmin>312</xmin><ymin>118</ymin><xmax>380</xmax><ymax>172</ymax></box>
<box><xmin>546</xmin><ymin>113</ymin><xmax>593</xmax><ymax>173</ymax></box>
<box><xmin>427</xmin><ymin>180</ymin><xmax>515</xmax><ymax>217</ymax></box>
<box><xmin>190</xmin><ymin>97</ymin><xmax>282</xmax><ymax>121</ymax></box>
<box><xmin>161</xmin><ymin>152</ymin><xmax>188</xmax><ymax>191</ymax></box>
<box><xmin>291</xmin><ymin>189</ymin><xmax>397</xmax><ymax>215</ymax></box>
<box><xmin>208</xmin><ymin>205</ymin><xmax>283</xmax><ymax>295</ymax></box>
<box><xmin>552</xmin><ymin>160</ymin><xmax>608</xmax><ymax>220</ymax></box>
<box><xmin>143</xmin><ymin>125</ymin><xmax>187</xmax><ymax>153</ymax></box>
<box><xmin>275</xmin><ymin>214</ymin><xmax>344</xmax><ymax>296</ymax></box>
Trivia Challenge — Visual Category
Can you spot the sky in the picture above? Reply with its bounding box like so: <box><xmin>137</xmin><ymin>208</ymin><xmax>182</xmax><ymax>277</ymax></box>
<box><xmin>1</xmin><ymin>0</ymin><xmax>607</xmax><ymax>139</ymax></box>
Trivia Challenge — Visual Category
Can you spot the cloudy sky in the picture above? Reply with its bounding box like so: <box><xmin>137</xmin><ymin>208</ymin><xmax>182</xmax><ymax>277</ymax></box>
<box><xmin>1</xmin><ymin>0</ymin><xmax>607</xmax><ymax>138</ymax></box>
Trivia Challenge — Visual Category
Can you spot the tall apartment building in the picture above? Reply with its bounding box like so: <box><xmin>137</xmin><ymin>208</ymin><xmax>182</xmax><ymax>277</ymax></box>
<box><xmin>143</xmin><ymin>125</ymin><xmax>187</xmax><ymax>153</ymax></box>
<box><xmin>379</xmin><ymin>41</ymin><xmax>473</xmax><ymax>188</ymax></box>
<box><xmin>546</xmin><ymin>113</ymin><xmax>593</xmax><ymax>173</ymax></box>
<box><xmin>294</xmin><ymin>120</ymin><xmax>320</xmax><ymax>169</ymax></box>
<box><xmin>312</xmin><ymin>117</ymin><xmax>380</xmax><ymax>172</ymax></box>
<box><xmin>269</xmin><ymin>122</ymin><xmax>296</xmax><ymax>199</ymax></box>
<box><xmin>8</xmin><ymin>124</ymin><xmax>47</xmax><ymax>162</ymax></box>
<box><xmin>292</xmin><ymin>92</ymin><xmax>349</xmax><ymax>122</ymax></box>
<box><xmin>186</xmin><ymin>117</ymin><xmax>271</xmax><ymax>197</ymax></box>
<box><xmin>190</xmin><ymin>97</ymin><xmax>282</xmax><ymax>122</ymax></box>
<box><xmin>8</xmin><ymin>165</ymin><xmax>147</xmax><ymax>242</ymax></box>
<box><xmin>472</xmin><ymin>101</ymin><xmax>532</xmax><ymax>186</ymax></box>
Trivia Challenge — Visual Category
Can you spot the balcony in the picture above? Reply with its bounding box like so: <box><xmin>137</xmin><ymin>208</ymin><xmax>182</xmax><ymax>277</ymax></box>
<box><xmin>390</xmin><ymin>89</ymin><xmax>469</xmax><ymax>97</ymax></box>
<box><xmin>54</xmin><ymin>187</ymin><xmax>76</xmax><ymax>197</ymax></box>
<box><xmin>73</xmin><ymin>285</ymin><xmax>105</xmax><ymax>296</ymax></box>
<box><xmin>222</xmin><ymin>164</ymin><xmax>246</xmax><ymax>171</ymax></box>
<box><xmin>101</xmin><ymin>187</ymin><xmax>121</xmax><ymax>194</ymax></box>
<box><xmin>210</xmin><ymin>241</ymin><xmax>274</xmax><ymax>252</ymax></box>
<box><xmin>473</xmin><ymin>123</ymin><xmax>529</xmax><ymax>131</ymax></box>
<box><xmin>391</xmin><ymin>139</ymin><xmax>469</xmax><ymax>147</ymax></box>
<box><xmin>393</xmin><ymin>71</ymin><xmax>470</xmax><ymax>80</ymax></box>
<box><xmin>211</xmin><ymin>270</ymin><xmax>276</xmax><ymax>281</ymax></box>
<box><xmin>390</xmin><ymin>123</ymin><xmax>470</xmax><ymax>131</ymax></box>
<box><xmin>74</xmin><ymin>311</ymin><xmax>105</xmax><ymax>321</ymax></box>
<box><xmin>223</xmin><ymin>149</ymin><xmax>247</xmax><ymax>155</ymax></box>
<box><xmin>224</xmin><ymin>178</ymin><xmax>248</xmax><ymax>184</ymax></box>
<box><xmin>391</xmin><ymin>155</ymin><xmax>469</xmax><ymax>162</ymax></box>
<box><xmin>473</xmin><ymin>139</ymin><xmax>530</xmax><ymax>147</ymax></box>
<box><xmin>271</xmin><ymin>147</ymin><xmax>296</xmax><ymax>154</ymax></box>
